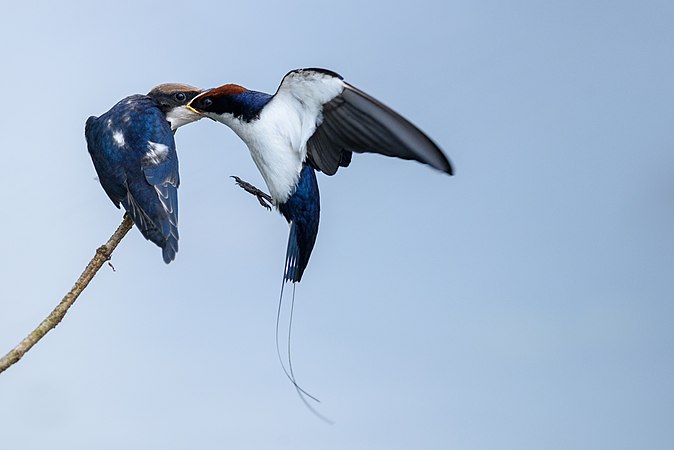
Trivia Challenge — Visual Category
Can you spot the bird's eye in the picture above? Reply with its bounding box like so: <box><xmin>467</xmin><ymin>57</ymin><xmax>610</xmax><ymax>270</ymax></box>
<box><xmin>202</xmin><ymin>98</ymin><xmax>213</xmax><ymax>108</ymax></box>
<box><xmin>174</xmin><ymin>92</ymin><xmax>187</xmax><ymax>102</ymax></box>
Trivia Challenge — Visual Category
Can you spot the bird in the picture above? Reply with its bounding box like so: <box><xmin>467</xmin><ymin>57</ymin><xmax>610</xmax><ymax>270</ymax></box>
<box><xmin>187</xmin><ymin>68</ymin><xmax>453</xmax><ymax>281</ymax></box>
<box><xmin>85</xmin><ymin>83</ymin><xmax>203</xmax><ymax>263</ymax></box>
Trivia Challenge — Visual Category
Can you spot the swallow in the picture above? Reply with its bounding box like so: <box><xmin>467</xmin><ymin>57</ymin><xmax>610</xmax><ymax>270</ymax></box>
<box><xmin>188</xmin><ymin>68</ymin><xmax>453</xmax><ymax>281</ymax></box>
<box><xmin>86</xmin><ymin>83</ymin><xmax>203</xmax><ymax>263</ymax></box>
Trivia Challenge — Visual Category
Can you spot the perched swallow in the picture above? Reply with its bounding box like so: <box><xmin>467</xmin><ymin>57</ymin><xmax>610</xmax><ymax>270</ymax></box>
<box><xmin>188</xmin><ymin>68</ymin><xmax>453</xmax><ymax>281</ymax></box>
<box><xmin>86</xmin><ymin>83</ymin><xmax>203</xmax><ymax>263</ymax></box>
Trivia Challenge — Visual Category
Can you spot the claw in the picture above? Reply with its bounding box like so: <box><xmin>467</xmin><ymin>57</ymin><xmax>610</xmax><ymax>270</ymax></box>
<box><xmin>231</xmin><ymin>176</ymin><xmax>273</xmax><ymax>210</ymax></box>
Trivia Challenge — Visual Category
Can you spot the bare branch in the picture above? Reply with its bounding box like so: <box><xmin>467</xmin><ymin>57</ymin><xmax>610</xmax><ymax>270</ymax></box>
<box><xmin>0</xmin><ymin>214</ymin><xmax>134</xmax><ymax>374</ymax></box>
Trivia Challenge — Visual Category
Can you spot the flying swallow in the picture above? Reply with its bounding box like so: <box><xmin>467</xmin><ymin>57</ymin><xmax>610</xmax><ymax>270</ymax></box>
<box><xmin>86</xmin><ymin>83</ymin><xmax>203</xmax><ymax>263</ymax></box>
<box><xmin>188</xmin><ymin>68</ymin><xmax>453</xmax><ymax>280</ymax></box>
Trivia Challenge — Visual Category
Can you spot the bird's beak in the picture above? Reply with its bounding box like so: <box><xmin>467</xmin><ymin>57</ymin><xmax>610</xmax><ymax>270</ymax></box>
<box><xmin>186</xmin><ymin>89</ymin><xmax>211</xmax><ymax>114</ymax></box>
<box><xmin>166</xmin><ymin>103</ymin><xmax>204</xmax><ymax>131</ymax></box>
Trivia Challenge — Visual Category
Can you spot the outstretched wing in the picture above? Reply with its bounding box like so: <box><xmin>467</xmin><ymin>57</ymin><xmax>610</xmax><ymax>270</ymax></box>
<box><xmin>275</xmin><ymin>68</ymin><xmax>453</xmax><ymax>176</ymax></box>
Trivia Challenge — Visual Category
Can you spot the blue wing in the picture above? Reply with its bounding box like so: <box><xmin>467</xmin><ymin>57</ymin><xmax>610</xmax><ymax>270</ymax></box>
<box><xmin>86</xmin><ymin>95</ymin><xmax>180</xmax><ymax>263</ymax></box>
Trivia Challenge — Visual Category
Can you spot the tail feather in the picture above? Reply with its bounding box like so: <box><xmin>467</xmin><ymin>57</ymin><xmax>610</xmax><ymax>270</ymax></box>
<box><xmin>284</xmin><ymin>221</ymin><xmax>315</xmax><ymax>282</ymax></box>
<box><xmin>276</xmin><ymin>165</ymin><xmax>330</xmax><ymax>420</ymax></box>
<box><xmin>284</xmin><ymin>222</ymin><xmax>300</xmax><ymax>281</ymax></box>
<box><xmin>279</xmin><ymin>165</ymin><xmax>320</xmax><ymax>283</ymax></box>
<box><xmin>162</xmin><ymin>233</ymin><xmax>178</xmax><ymax>264</ymax></box>
<box><xmin>121</xmin><ymin>189</ymin><xmax>178</xmax><ymax>263</ymax></box>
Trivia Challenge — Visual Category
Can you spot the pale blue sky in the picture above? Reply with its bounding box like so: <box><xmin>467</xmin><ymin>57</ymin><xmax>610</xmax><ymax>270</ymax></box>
<box><xmin>0</xmin><ymin>1</ymin><xmax>673</xmax><ymax>449</ymax></box>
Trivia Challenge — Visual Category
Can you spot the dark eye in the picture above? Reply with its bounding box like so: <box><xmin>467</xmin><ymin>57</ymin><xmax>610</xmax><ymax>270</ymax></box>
<box><xmin>174</xmin><ymin>92</ymin><xmax>187</xmax><ymax>102</ymax></box>
<box><xmin>202</xmin><ymin>98</ymin><xmax>213</xmax><ymax>108</ymax></box>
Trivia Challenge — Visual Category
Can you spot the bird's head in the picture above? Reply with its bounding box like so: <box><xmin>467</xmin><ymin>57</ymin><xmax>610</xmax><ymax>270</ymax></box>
<box><xmin>187</xmin><ymin>84</ymin><xmax>247</xmax><ymax>120</ymax></box>
<box><xmin>147</xmin><ymin>83</ymin><xmax>204</xmax><ymax>130</ymax></box>
<box><xmin>187</xmin><ymin>84</ymin><xmax>271</xmax><ymax>124</ymax></box>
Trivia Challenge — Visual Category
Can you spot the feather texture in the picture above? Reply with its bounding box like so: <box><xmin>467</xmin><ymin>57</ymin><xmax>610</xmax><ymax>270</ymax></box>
<box><xmin>86</xmin><ymin>95</ymin><xmax>180</xmax><ymax>263</ymax></box>
<box><xmin>307</xmin><ymin>82</ymin><xmax>453</xmax><ymax>175</ymax></box>
<box><xmin>278</xmin><ymin>165</ymin><xmax>320</xmax><ymax>282</ymax></box>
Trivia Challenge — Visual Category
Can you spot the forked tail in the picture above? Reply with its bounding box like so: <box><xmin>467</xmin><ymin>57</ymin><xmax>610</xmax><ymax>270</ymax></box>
<box><xmin>276</xmin><ymin>165</ymin><xmax>333</xmax><ymax>422</ymax></box>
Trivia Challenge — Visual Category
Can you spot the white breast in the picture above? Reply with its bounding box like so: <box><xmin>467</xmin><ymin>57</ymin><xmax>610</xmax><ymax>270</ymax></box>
<box><xmin>209</xmin><ymin>73</ymin><xmax>345</xmax><ymax>203</ymax></box>
<box><xmin>221</xmin><ymin>109</ymin><xmax>302</xmax><ymax>203</ymax></box>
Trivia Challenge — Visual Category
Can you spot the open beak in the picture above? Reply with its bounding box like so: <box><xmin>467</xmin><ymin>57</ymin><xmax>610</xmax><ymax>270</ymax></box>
<box><xmin>166</xmin><ymin>102</ymin><xmax>204</xmax><ymax>131</ymax></box>
<box><xmin>186</xmin><ymin>89</ymin><xmax>218</xmax><ymax>121</ymax></box>
<box><xmin>186</xmin><ymin>88</ymin><xmax>212</xmax><ymax>114</ymax></box>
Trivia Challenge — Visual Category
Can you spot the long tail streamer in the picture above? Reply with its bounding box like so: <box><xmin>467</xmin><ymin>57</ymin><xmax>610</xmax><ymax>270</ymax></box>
<box><xmin>276</xmin><ymin>279</ymin><xmax>333</xmax><ymax>424</ymax></box>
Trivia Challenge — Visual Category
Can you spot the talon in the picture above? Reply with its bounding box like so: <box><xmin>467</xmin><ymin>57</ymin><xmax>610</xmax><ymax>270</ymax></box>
<box><xmin>257</xmin><ymin>196</ymin><xmax>272</xmax><ymax>210</ymax></box>
<box><xmin>231</xmin><ymin>175</ymin><xmax>273</xmax><ymax>211</ymax></box>
<box><xmin>230</xmin><ymin>175</ymin><xmax>244</xmax><ymax>187</ymax></box>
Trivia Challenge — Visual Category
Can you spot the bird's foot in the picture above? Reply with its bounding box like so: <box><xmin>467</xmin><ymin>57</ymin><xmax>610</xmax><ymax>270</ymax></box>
<box><xmin>231</xmin><ymin>176</ymin><xmax>273</xmax><ymax>210</ymax></box>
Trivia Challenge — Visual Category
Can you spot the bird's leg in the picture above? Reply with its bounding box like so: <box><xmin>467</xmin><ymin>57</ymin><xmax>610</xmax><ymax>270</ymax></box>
<box><xmin>231</xmin><ymin>176</ymin><xmax>274</xmax><ymax>211</ymax></box>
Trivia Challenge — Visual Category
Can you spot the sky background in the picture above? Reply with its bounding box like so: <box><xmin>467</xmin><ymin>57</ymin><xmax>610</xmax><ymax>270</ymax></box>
<box><xmin>0</xmin><ymin>1</ymin><xmax>673</xmax><ymax>449</ymax></box>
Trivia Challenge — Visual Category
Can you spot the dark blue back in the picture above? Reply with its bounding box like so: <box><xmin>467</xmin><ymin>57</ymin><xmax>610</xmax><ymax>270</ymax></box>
<box><xmin>85</xmin><ymin>95</ymin><xmax>180</xmax><ymax>263</ymax></box>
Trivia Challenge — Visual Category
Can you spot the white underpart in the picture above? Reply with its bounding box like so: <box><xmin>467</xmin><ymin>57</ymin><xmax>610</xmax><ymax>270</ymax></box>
<box><xmin>145</xmin><ymin>141</ymin><xmax>170</xmax><ymax>165</ymax></box>
<box><xmin>112</xmin><ymin>130</ymin><xmax>125</xmax><ymax>147</ymax></box>
<box><xmin>165</xmin><ymin>105</ymin><xmax>203</xmax><ymax>131</ymax></box>
<box><xmin>208</xmin><ymin>71</ymin><xmax>344</xmax><ymax>203</ymax></box>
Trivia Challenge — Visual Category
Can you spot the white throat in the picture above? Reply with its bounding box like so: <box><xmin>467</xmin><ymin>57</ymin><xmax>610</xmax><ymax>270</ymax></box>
<box><xmin>166</xmin><ymin>106</ymin><xmax>203</xmax><ymax>131</ymax></box>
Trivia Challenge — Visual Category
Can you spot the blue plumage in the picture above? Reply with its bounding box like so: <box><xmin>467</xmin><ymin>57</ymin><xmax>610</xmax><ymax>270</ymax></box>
<box><xmin>278</xmin><ymin>164</ymin><xmax>320</xmax><ymax>282</ymax></box>
<box><xmin>188</xmin><ymin>68</ymin><xmax>453</xmax><ymax>282</ymax></box>
<box><xmin>186</xmin><ymin>69</ymin><xmax>454</xmax><ymax>417</ymax></box>
<box><xmin>203</xmin><ymin>88</ymin><xmax>273</xmax><ymax>122</ymax></box>
<box><xmin>235</xmin><ymin>90</ymin><xmax>273</xmax><ymax>122</ymax></box>
<box><xmin>85</xmin><ymin>94</ymin><xmax>180</xmax><ymax>263</ymax></box>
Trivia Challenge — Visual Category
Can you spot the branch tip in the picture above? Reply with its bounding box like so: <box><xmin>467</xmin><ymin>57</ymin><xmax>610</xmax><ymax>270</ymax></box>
<box><xmin>0</xmin><ymin>216</ymin><xmax>133</xmax><ymax>374</ymax></box>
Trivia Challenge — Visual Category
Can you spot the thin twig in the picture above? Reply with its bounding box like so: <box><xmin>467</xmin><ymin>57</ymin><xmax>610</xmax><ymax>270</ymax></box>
<box><xmin>0</xmin><ymin>214</ymin><xmax>134</xmax><ymax>374</ymax></box>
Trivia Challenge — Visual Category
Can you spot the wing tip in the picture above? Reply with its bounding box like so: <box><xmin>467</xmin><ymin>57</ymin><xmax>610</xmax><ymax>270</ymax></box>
<box><xmin>426</xmin><ymin>148</ymin><xmax>454</xmax><ymax>176</ymax></box>
<box><xmin>441</xmin><ymin>158</ymin><xmax>454</xmax><ymax>176</ymax></box>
